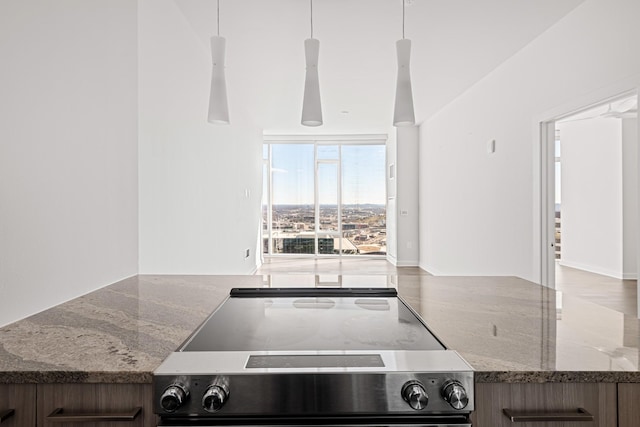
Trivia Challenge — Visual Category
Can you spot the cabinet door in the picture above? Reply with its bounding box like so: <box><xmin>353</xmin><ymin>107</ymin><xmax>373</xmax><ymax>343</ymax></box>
<box><xmin>0</xmin><ymin>384</ymin><xmax>36</xmax><ymax>427</ymax></box>
<box><xmin>37</xmin><ymin>384</ymin><xmax>156</xmax><ymax>427</ymax></box>
<box><xmin>472</xmin><ymin>383</ymin><xmax>617</xmax><ymax>427</ymax></box>
<box><xmin>618</xmin><ymin>383</ymin><xmax>640</xmax><ymax>427</ymax></box>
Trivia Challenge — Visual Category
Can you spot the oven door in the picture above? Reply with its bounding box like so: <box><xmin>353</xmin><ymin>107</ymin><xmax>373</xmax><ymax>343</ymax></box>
<box><xmin>158</xmin><ymin>416</ymin><xmax>472</xmax><ymax>427</ymax></box>
<box><xmin>160</xmin><ymin>425</ymin><xmax>471</xmax><ymax>427</ymax></box>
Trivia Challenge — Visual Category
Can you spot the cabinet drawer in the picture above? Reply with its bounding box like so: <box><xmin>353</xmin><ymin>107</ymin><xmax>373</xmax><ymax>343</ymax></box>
<box><xmin>472</xmin><ymin>383</ymin><xmax>616</xmax><ymax>427</ymax></box>
<box><xmin>0</xmin><ymin>384</ymin><xmax>36</xmax><ymax>427</ymax></box>
<box><xmin>37</xmin><ymin>384</ymin><xmax>156</xmax><ymax>427</ymax></box>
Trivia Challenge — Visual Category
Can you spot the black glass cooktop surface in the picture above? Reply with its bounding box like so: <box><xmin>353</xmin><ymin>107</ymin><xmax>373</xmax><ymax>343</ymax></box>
<box><xmin>181</xmin><ymin>288</ymin><xmax>445</xmax><ymax>352</ymax></box>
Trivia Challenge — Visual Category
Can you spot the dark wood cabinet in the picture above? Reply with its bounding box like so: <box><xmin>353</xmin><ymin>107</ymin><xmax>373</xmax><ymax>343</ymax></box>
<box><xmin>0</xmin><ymin>384</ymin><xmax>36</xmax><ymax>427</ymax></box>
<box><xmin>472</xmin><ymin>382</ymin><xmax>617</xmax><ymax>427</ymax></box>
<box><xmin>618</xmin><ymin>383</ymin><xmax>640</xmax><ymax>427</ymax></box>
<box><xmin>37</xmin><ymin>384</ymin><xmax>155</xmax><ymax>427</ymax></box>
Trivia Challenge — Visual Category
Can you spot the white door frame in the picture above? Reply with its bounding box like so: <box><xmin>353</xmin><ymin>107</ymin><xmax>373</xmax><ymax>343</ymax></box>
<box><xmin>315</xmin><ymin>152</ymin><xmax>342</xmax><ymax>256</ymax></box>
<box><xmin>539</xmin><ymin>121</ymin><xmax>557</xmax><ymax>289</ymax></box>
<box><xmin>537</xmin><ymin>84</ymin><xmax>639</xmax><ymax>292</ymax></box>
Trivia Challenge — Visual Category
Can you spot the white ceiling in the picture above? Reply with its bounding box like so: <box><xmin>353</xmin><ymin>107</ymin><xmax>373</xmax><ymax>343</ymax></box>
<box><xmin>173</xmin><ymin>0</ymin><xmax>586</xmax><ymax>133</ymax></box>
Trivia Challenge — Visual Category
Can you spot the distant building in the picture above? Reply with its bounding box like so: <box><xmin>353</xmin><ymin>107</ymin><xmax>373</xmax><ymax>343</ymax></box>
<box><xmin>283</xmin><ymin>237</ymin><xmax>334</xmax><ymax>254</ymax></box>
<box><xmin>343</xmin><ymin>223</ymin><xmax>368</xmax><ymax>230</ymax></box>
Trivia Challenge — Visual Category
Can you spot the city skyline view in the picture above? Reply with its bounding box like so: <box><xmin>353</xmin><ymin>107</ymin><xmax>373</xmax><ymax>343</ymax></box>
<box><xmin>263</xmin><ymin>143</ymin><xmax>387</xmax><ymax>256</ymax></box>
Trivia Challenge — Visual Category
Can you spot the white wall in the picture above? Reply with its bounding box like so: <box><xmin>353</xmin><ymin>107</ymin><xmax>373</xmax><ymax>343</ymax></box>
<box><xmin>0</xmin><ymin>0</ymin><xmax>139</xmax><ymax>326</ymax></box>
<box><xmin>386</xmin><ymin>128</ymin><xmax>420</xmax><ymax>266</ymax></box>
<box><xmin>623</xmin><ymin>118</ymin><xmax>639</xmax><ymax>278</ymax></box>
<box><xmin>558</xmin><ymin>118</ymin><xmax>623</xmax><ymax>278</ymax></box>
<box><xmin>419</xmin><ymin>0</ymin><xmax>640</xmax><ymax>280</ymax></box>
<box><xmin>138</xmin><ymin>0</ymin><xmax>263</xmax><ymax>274</ymax></box>
<box><xmin>386</xmin><ymin>133</ymin><xmax>397</xmax><ymax>260</ymax></box>
<box><xmin>394</xmin><ymin>126</ymin><xmax>420</xmax><ymax>266</ymax></box>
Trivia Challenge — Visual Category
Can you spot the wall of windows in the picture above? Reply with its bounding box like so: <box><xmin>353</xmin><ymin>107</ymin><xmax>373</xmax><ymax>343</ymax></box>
<box><xmin>262</xmin><ymin>136</ymin><xmax>387</xmax><ymax>256</ymax></box>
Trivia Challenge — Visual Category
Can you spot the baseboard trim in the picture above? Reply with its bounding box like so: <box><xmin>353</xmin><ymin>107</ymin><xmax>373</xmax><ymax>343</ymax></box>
<box><xmin>558</xmin><ymin>259</ymin><xmax>635</xmax><ymax>280</ymax></box>
<box><xmin>394</xmin><ymin>260</ymin><xmax>420</xmax><ymax>267</ymax></box>
<box><xmin>388</xmin><ymin>255</ymin><xmax>419</xmax><ymax>267</ymax></box>
<box><xmin>419</xmin><ymin>262</ymin><xmax>445</xmax><ymax>276</ymax></box>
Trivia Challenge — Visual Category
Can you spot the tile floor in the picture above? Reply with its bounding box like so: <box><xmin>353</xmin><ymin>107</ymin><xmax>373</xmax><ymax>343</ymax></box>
<box><xmin>256</xmin><ymin>257</ymin><xmax>429</xmax><ymax>276</ymax></box>
<box><xmin>555</xmin><ymin>263</ymin><xmax>637</xmax><ymax>317</ymax></box>
<box><xmin>256</xmin><ymin>257</ymin><xmax>638</xmax><ymax>317</ymax></box>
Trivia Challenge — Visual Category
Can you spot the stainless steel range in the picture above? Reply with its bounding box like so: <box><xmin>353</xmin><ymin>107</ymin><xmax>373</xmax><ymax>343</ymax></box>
<box><xmin>153</xmin><ymin>288</ymin><xmax>474</xmax><ymax>427</ymax></box>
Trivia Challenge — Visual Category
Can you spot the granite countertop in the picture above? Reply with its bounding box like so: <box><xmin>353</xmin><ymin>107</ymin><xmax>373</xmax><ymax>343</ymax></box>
<box><xmin>398</xmin><ymin>275</ymin><xmax>640</xmax><ymax>383</ymax></box>
<box><xmin>0</xmin><ymin>275</ymin><xmax>264</xmax><ymax>383</ymax></box>
<box><xmin>1</xmin><ymin>274</ymin><xmax>639</xmax><ymax>384</ymax></box>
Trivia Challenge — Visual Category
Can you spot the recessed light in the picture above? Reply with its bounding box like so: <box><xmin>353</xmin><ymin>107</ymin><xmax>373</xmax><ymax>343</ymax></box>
<box><xmin>340</xmin><ymin>110</ymin><xmax>349</xmax><ymax>114</ymax></box>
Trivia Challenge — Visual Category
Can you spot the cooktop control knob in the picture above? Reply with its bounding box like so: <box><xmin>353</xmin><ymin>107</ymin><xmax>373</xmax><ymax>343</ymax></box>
<box><xmin>401</xmin><ymin>381</ymin><xmax>428</xmax><ymax>410</ymax></box>
<box><xmin>441</xmin><ymin>380</ymin><xmax>469</xmax><ymax>410</ymax></box>
<box><xmin>202</xmin><ymin>384</ymin><xmax>229</xmax><ymax>413</ymax></box>
<box><xmin>160</xmin><ymin>384</ymin><xmax>188</xmax><ymax>413</ymax></box>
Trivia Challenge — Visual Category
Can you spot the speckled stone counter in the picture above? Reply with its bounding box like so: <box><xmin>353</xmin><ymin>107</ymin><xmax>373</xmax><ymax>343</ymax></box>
<box><xmin>1</xmin><ymin>274</ymin><xmax>639</xmax><ymax>384</ymax></box>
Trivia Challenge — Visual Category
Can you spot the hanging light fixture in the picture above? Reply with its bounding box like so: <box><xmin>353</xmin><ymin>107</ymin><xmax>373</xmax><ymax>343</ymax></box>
<box><xmin>301</xmin><ymin>0</ymin><xmax>323</xmax><ymax>127</ymax></box>
<box><xmin>393</xmin><ymin>0</ymin><xmax>415</xmax><ymax>127</ymax></box>
<box><xmin>208</xmin><ymin>0</ymin><xmax>230</xmax><ymax>125</ymax></box>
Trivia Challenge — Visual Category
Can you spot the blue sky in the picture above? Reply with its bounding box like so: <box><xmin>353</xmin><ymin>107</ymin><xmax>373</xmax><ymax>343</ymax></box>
<box><xmin>266</xmin><ymin>144</ymin><xmax>386</xmax><ymax>205</ymax></box>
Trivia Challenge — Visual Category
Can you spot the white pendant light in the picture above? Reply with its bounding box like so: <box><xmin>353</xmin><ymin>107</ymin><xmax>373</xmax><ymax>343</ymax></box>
<box><xmin>301</xmin><ymin>0</ymin><xmax>323</xmax><ymax>127</ymax></box>
<box><xmin>393</xmin><ymin>0</ymin><xmax>415</xmax><ymax>127</ymax></box>
<box><xmin>208</xmin><ymin>0</ymin><xmax>230</xmax><ymax>125</ymax></box>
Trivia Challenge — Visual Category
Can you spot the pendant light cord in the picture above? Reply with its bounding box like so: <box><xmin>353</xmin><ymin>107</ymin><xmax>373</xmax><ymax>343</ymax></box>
<box><xmin>310</xmin><ymin>0</ymin><xmax>314</xmax><ymax>38</ymax></box>
<box><xmin>402</xmin><ymin>0</ymin><xmax>405</xmax><ymax>39</ymax></box>
<box><xmin>217</xmin><ymin>0</ymin><xmax>220</xmax><ymax>36</ymax></box>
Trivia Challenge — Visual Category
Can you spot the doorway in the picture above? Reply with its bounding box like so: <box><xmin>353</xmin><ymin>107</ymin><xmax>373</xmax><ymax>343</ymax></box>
<box><xmin>540</xmin><ymin>92</ymin><xmax>639</xmax><ymax>292</ymax></box>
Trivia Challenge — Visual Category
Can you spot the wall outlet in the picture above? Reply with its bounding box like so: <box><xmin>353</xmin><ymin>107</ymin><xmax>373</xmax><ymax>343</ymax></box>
<box><xmin>245</xmin><ymin>248</ymin><xmax>250</xmax><ymax>259</ymax></box>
